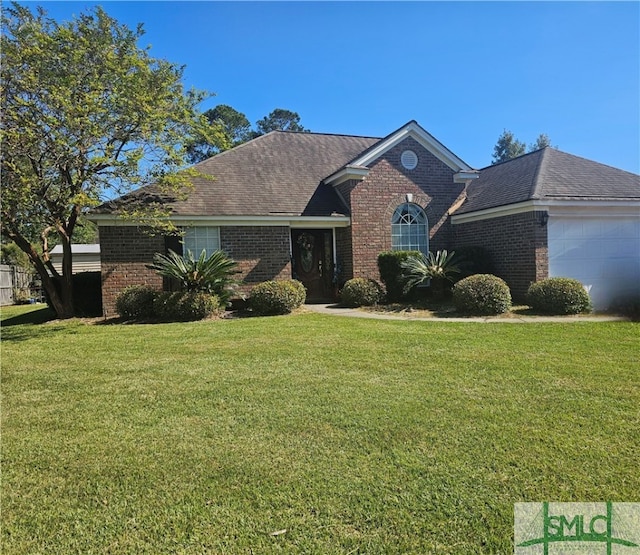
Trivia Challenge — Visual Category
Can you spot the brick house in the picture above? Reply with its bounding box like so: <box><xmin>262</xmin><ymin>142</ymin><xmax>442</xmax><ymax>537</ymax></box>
<box><xmin>92</xmin><ymin>121</ymin><xmax>640</xmax><ymax>315</ymax></box>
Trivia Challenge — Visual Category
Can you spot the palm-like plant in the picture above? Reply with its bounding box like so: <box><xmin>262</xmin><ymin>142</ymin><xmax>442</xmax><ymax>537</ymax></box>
<box><xmin>149</xmin><ymin>249</ymin><xmax>240</xmax><ymax>306</ymax></box>
<box><xmin>401</xmin><ymin>250</ymin><xmax>461</xmax><ymax>296</ymax></box>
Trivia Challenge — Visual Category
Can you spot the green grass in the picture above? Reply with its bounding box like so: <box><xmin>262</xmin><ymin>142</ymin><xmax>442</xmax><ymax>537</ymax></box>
<box><xmin>2</xmin><ymin>305</ymin><xmax>638</xmax><ymax>554</ymax></box>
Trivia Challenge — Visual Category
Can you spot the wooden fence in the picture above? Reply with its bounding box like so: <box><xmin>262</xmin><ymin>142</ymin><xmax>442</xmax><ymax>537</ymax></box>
<box><xmin>0</xmin><ymin>264</ymin><xmax>34</xmax><ymax>306</ymax></box>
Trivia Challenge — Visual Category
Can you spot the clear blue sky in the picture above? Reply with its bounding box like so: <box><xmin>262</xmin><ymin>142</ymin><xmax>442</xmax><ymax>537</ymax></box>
<box><xmin>24</xmin><ymin>1</ymin><xmax>640</xmax><ymax>173</ymax></box>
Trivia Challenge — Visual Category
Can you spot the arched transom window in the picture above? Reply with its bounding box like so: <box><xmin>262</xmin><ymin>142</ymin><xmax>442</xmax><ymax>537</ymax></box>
<box><xmin>391</xmin><ymin>203</ymin><xmax>428</xmax><ymax>254</ymax></box>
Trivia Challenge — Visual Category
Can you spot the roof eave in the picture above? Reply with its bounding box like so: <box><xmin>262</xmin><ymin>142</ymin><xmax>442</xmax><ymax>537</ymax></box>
<box><xmin>323</xmin><ymin>165</ymin><xmax>370</xmax><ymax>187</ymax></box>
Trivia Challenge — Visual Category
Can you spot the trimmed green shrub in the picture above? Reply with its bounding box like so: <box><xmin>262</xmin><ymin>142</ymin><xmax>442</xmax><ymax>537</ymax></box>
<box><xmin>377</xmin><ymin>250</ymin><xmax>420</xmax><ymax>302</ymax></box>
<box><xmin>340</xmin><ymin>278</ymin><xmax>384</xmax><ymax>307</ymax></box>
<box><xmin>526</xmin><ymin>277</ymin><xmax>591</xmax><ymax>315</ymax></box>
<box><xmin>249</xmin><ymin>279</ymin><xmax>306</xmax><ymax>315</ymax></box>
<box><xmin>154</xmin><ymin>291</ymin><xmax>222</xmax><ymax>322</ymax></box>
<box><xmin>115</xmin><ymin>285</ymin><xmax>158</xmax><ymax>320</ymax></box>
<box><xmin>452</xmin><ymin>274</ymin><xmax>512</xmax><ymax>315</ymax></box>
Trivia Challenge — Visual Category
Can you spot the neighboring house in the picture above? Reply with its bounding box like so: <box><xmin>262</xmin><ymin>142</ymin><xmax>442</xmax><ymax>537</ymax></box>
<box><xmin>50</xmin><ymin>244</ymin><xmax>101</xmax><ymax>274</ymax></box>
<box><xmin>91</xmin><ymin>121</ymin><xmax>640</xmax><ymax>315</ymax></box>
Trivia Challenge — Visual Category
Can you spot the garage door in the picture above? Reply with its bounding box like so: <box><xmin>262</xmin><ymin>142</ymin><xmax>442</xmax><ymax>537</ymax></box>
<box><xmin>548</xmin><ymin>216</ymin><xmax>640</xmax><ymax>311</ymax></box>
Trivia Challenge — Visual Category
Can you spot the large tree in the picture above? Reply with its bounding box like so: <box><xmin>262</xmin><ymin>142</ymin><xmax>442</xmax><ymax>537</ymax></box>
<box><xmin>256</xmin><ymin>108</ymin><xmax>308</xmax><ymax>135</ymax></box>
<box><xmin>187</xmin><ymin>106</ymin><xmax>309</xmax><ymax>164</ymax></box>
<box><xmin>1</xmin><ymin>3</ymin><xmax>210</xmax><ymax>318</ymax></box>
<box><xmin>492</xmin><ymin>130</ymin><xmax>555</xmax><ymax>164</ymax></box>
<box><xmin>491</xmin><ymin>129</ymin><xmax>526</xmax><ymax>164</ymax></box>
<box><xmin>186</xmin><ymin>104</ymin><xmax>253</xmax><ymax>164</ymax></box>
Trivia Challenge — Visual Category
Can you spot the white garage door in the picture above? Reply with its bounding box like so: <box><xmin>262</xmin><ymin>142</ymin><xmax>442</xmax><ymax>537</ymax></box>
<box><xmin>548</xmin><ymin>215</ymin><xmax>640</xmax><ymax>311</ymax></box>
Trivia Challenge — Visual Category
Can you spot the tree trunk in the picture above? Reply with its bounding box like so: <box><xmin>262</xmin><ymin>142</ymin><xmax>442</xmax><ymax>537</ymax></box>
<box><xmin>8</xmin><ymin>232</ymin><xmax>75</xmax><ymax>318</ymax></box>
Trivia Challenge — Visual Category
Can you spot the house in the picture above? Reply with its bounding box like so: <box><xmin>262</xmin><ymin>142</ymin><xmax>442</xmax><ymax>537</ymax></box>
<box><xmin>91</xmin><ymin>121</ymin><xmax>640</xmax><ymax>315</ymax></box>
<box><xmin>50</xmin><ymin>244</ymin><xmax>101</xmax><ymax>274</ymax></box>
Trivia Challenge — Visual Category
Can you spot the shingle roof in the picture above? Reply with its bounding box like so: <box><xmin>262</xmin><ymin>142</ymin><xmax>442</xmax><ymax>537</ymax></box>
<box><xmin>457</xmin><ymin>147</ymin><xmax>640</xmax><ymax>214</ymax></box>
<box><xmin>97</xmin><ymin>131</ymin><xmax>380</xmax><ymax>217</ymax></box>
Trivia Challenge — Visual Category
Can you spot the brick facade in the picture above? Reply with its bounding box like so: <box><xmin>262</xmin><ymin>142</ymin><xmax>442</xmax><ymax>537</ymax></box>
<box><xmin>453</xmin><ymin>211</ymin><xmax>549</xmax><ymax>301</ymax></box>
<box><xmin>220</xmin><ymin>226</ymin><xmax>292</xmax><ymax>295</ymax></box>
<box><xmin>347</xmin><ymin>137</ymin><xmax>466</xmax><ymax>281</ymax></box>
<box><xmin>100</xmin><ymin>226</ymin><xmax>164</xmax><ymax>317</ymax></box>
<box><xmin>98</xmin><ymin>135</ymin><xmax>553</xmax><ymax>310</ymax></box>
<box><xmin>100</xmin><ymin>225</ymin><xmax>292</xmax><ymax>316</ymax></box>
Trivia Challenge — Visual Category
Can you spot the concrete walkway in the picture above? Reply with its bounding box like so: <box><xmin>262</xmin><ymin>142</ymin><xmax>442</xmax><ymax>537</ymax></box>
<box><xmin>304</xmin><ymin>303</ymin><xmax>629</xmax><ymax>323</ymax></box>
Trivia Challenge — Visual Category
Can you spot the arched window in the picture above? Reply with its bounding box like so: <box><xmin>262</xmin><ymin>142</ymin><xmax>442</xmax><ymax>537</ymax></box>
<box><xmin>391</xmin><ymin>203</ymin><xmax>428</xmax><ymax>254</ymax></box>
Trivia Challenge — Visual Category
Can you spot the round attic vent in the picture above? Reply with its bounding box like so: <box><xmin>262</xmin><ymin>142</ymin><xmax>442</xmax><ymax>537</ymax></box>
<box><xmin>401</xmin><ymin>150</ymin><xmax>418</xmax><ymax>170</ymax></box>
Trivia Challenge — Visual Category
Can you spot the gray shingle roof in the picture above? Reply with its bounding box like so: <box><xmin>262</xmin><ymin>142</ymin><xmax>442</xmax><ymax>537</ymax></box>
<box><xmin>458</xmin><ymin>147</ymin><xmax>640</xmax><ymax>214</ymax></box>
<box><xmin>97</xmin><ymin>131</ymin><xmax>380</xmax><ymax>217</ymax></box>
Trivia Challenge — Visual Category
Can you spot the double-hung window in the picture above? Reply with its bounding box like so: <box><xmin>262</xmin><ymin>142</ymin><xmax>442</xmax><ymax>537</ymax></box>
<box><xmin>183</xmin><ymin>227</ymin><xmax>220</xmax><ymax>257</ymax></box>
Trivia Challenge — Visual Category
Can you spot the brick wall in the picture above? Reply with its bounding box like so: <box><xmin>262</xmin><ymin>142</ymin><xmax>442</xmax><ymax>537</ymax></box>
<box><xmin>335</xmin><ymin>227</ymin><xmax>353</xmax><ymax>285</ymax></box>
<box><xmin>221</xmin><ymin>226</ymin><xmax>291</xmax><ymax>295</ymax></box>
<box><xmin>100</xmin><ymin>226</ymin><xmax>164</xmax><ymax>317</ymax></box>
<box><xmin>349</xmin><ymin>137</ymin><xmax>465</xmax><ymax>280</ymax></box>
<box><xmin>100</xmin><ymin>225</ymin><xmax>293</xmax><ymax>315</ymax></box>
<box><xmin>453</xmin><ymin>211</ymin><xmax>549</xmax><ymax>300</ymax></box>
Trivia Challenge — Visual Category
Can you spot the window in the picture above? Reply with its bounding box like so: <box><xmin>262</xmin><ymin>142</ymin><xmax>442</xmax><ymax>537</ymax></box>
<box><xmin>391</xmin><ymin>203</ymin><xmax>428</xmax><ymax>253</ymax></box>
<box><xmin>183</xmin><ymin>226</ymin><xmax>220</xmax><ymax>257</ymax></box>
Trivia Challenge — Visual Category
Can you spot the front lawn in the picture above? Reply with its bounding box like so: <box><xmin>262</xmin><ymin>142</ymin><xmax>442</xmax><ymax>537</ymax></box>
<box><xmin>2</xmin><ymin>305</ymin><xmax>638</xmax><ymax>554</ymax></box>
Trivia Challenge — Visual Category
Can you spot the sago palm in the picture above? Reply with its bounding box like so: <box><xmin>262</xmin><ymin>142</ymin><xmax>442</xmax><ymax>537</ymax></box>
<box><xmin>401</xmin><ymin>250</ymin><xmax>461</xmax><ymax>295</ymax></box>
<box><xmin>149</xmin><ymin>249</ymin><xmax>240</xmax><ymax>306</ymax></box>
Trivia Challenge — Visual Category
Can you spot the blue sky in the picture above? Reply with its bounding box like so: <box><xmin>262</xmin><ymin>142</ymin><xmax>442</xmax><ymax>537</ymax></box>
<box><xmin>25</xmin><ymin>1</ymin><xmax>640</xmax><ymax>173</ymax></box>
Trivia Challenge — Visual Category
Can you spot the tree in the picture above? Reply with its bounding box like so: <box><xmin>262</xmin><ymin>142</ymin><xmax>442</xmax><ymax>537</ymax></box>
<box><xmin>1</xmin><ymin>3</ymin><xmax>211</xmax><ymax>318</ymax></box>
<box><xmin>492</xmin><ymin>130</ymin><xmax>555</xmax><ymax>164</ymax></box>
<box><xmin>209</xmin><ymin>105</ymin><xmax>254</xmax><ymax>146</ymax></box>
<box><xmin>256</xmin><ymin>108</ymin><xmax>308</xmax><ymax>135</ymax></box>
<box><xmin>187</xmin><ymin>106</ymin><xmax>310</xmax><ymax>164</ymax></box>
<box><xmin>529</xmin><ymin>133</ymin><xmax>553</xmax><ymax>151</ymax></box>
<box><xmin>186</xmin><ymin>104</ymin><xmax>253</xmax><ymax>164</ymax></box>
<box><xmin>0</xmin><ymin>241</ymin><xmax>31</xmax><ymax>271</ymax></box>
<box><xmin>492</xmin><ymin>129</ymin><xmax>526</xmax><ymax>164</ymax></box>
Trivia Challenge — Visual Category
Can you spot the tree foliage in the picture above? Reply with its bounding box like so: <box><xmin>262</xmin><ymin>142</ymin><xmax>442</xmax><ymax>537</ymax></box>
<box><xmin>492</xmin><ymin>129</ymin><xmax>526</xmax><ymax>164</ymax></box>
<box><xmin>256</xmin><ymin>108</ymin><xmax>308</xmax><ymax>134</ymax></box>
<box><xmin>529</xmin><ymin>133</ymin><xmax>553</xmax><ymax>152</ymax></box>
<box><xmin>187</xmin><ymin>105</ymin><xmax>309</xmax><ymax>164</ymax></box>
<box><xmin>185</xmin><ymin>104</ymin><xmax>253</xmax><ymax>164</ymax></box>
<box><xmin>492</xmin><ymin>129</ymin><xmax>555</xmax><ymax>164</ymax></box>
<box><xmin>1</xmin><ymin>3</ymin><xmax>210</xmax><ymax>317</ymax></box>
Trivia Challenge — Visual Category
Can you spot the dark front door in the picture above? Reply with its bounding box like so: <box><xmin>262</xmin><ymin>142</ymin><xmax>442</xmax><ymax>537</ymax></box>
<box><xmin>292</xmin><ymin>229</ymin><xmax>335</xmax><ymax>303</ymax></box>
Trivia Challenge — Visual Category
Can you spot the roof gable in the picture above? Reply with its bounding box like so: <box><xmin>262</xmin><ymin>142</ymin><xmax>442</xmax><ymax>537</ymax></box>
<box><xmin>324</xmin><ymin>121</ymin><xmax>476</xmax><ymax>186</ymax></box>
<box><xmin>350</xmin><ymin>120</ymin><xmax>474</xmax><ymax>172</ymax></box>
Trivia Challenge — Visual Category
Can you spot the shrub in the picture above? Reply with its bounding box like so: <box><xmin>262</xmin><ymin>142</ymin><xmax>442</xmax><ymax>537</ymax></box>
<box><xmin>148</xmin><ymin>249</ymin><xmax>239</xmax><ymax>306</ymax></box>
<box><xmin>154</xmin><ymin>291</ymin><xmax>221</xmax><ymax>322</ymax></box>
<box><xmin>377</xmin><ymin>250</ymin><xmax>420</xmax><ymax>302</ymax></box>
<box><xmin>526</xmin><ymin>277</ymin><xmax>591</xmax><ymax>315</ymax></box>
<box><xmin>339</xmin><ymin>278</ymin><xmax>384</xmax><ymax>307</ymax></box>
<box><xmin>115</xmin><ymin>285</ymin><xmax>158</xmax><ymax>320</ymax></box>
<box><xmin>452</xmin><ymin>274</ymin><xmax>512</xmax><ymax>315</ymax></box>
<box><xmin>249</xmin><ymin>279</ymin><xmax>306</xmax><ymax>315</ymax></box>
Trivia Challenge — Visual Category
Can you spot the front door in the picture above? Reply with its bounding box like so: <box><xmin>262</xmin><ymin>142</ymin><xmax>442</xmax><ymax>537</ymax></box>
<box><xmin>291</xmin><ymin>229</ymin><xmax>335</xmax><ymax>303</ymax></box>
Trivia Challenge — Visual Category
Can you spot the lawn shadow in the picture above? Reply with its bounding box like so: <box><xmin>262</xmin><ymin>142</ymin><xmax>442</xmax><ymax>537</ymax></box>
<box><xmin>1</xmin><ymin>306</ymin><xmax>57</xmax><ymax>326</ymax></box>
